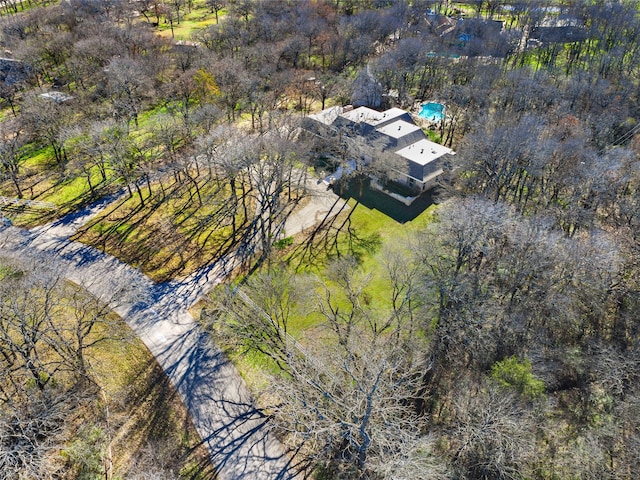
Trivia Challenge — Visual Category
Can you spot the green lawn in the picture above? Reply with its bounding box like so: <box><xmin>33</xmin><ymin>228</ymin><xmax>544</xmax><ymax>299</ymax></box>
<box><xmin>154</xmin><ymin>2</ymin><xmax>226</xmax><ymax>41</ymax></box>
<box><xmin>1</xmin><ymin>100</ymin><xmax>190</xmax><ymax>227</ymax></box>
<box><xmin>74</xmin><ymin>174</ymin><xmax>246</xmax><ymax>282</ymax></box>
<box><xmin>249</xmin><ymin>182</ymin><xmax>440</xmax><ymax>341</ymax></box>
<box><xmin>21</xmin><ymin>144</ymin><xmax>55</xmax><ymax>169</ymax></box>
<box><xmin>220</xmin><ymin>188</ymin><xmax>439</xmax><ymax>379</ymax></box>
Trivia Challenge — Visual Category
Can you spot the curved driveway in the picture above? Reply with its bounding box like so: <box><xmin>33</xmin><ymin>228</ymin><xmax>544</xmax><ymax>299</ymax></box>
<box><xmin>0</xmin><ymin>181</ymin><xmax>345</xmax><ymax>479</ymax></box>
<box><xmin>0</xmin><ymin>195</ymin><xmax>296</xmax><ymax>479</ymax></box>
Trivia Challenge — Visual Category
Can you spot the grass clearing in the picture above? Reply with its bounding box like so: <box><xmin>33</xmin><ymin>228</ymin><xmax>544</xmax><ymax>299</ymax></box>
<box><xmin>212</xmin><ymin>207</ymin><xmax>438</xmax><ymax>387</ymax></box>
<box><xmin>214</xmin><ymin>184</ymin><xmax>439</xmax><ymax>381</ymax></box>
<box><xmin>288</xmin><ymin>177</ymin><xmax>437</xmax><ymax>273</ymax></box>
<box><xmin>0</xmin><ymin>100</ymin><xmax>187</xmax><ymax>228</ymax></box>
<box><xmin>3</xmin><ymin>165</ymin><xmax>118</xmax><ymax>227</ymax></box>
<box><xmin>41</xmin><ymin>169</ymin><xmax>102</xmax><ymax>204</ymax></box>
<box><xmin>21</xmin><ymin>144</ymin><xmax>56</xmax><ymax>169</ymax></box>
<box><xmin>229</xmin><ymin>349</ymin><xmax>280</xmax><ymax>393</ymax></box>
<box><xmin>74</xmin><ymin>175</ymin><xmax>246</xmax><ymax>282</ymax></box>
<box><xmin>293</xmin><ymin>194</ymin><xmax>436</xmax><ymax>332</ymax></box>
<box><xmin>154</xmin><ymin>1</ymin><xmax>223</xmax><ymax>41</ymax></box>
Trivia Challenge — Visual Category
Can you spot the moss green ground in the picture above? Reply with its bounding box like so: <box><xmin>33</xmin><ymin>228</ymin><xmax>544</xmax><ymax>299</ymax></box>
<box><xmin>207</xmin><ymin>185</ymin><xmax>439</xmax><ymax>384</ymax></box>
<box><xmin>71</xmin><ymin>173</ymin><xmax>244</xmax><ymax>282</ymax></box>
<box><xmin>149</xmin><ymin>1</ymin><xmax>227</xmax><ymax>41</ymax></box>
<box><xmin>288</xmin><ymin>193</ymin><xmax>436</xmax><ymax>334</ymax></box>
<box><xmin>89</xmin><ymin>317</ymin><xmax>212</xmax><ymax>478</ymax></box>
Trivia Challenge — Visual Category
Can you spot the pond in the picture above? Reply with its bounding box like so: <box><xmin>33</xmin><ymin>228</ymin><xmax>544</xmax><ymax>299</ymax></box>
<box><xmin>419</xmin><ymin>102</ymin><xmax>445</xmax><ymax>122</ymax></box>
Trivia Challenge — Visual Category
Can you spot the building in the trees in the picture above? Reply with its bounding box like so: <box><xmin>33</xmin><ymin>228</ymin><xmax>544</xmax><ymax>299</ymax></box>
<box><xmin>425</xmin><ymin>11</ymin><xmax>510</xmax><ymax>57</ymax></box>
<box><xmin>305</xmin><ymin>105</ymin><xmax>455</xmax><ymax>203</ymax></box>
<box><xmin>39</xmin><ymin>91</ymin><xmax>74</xmax><ymax>103</ymax></box>
<box><xmin>530</xmin><ymin>16</ymin><xmax>588</xmax><ymax>44</ymax></box>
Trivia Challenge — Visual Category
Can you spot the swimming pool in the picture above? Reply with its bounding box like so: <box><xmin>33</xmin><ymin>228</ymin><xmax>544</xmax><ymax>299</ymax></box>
<box><xmin>419</xmin><ymin>102</ymin><xmax>445</xmax><ymax>122</ymax></box>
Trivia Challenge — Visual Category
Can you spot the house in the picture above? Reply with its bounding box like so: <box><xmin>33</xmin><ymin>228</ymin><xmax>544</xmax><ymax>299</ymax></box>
<box><xmin>452</xmin><ymin>18</ymin><xmax>510</xmax><ymax>57</ymax></box>
<box><xmin>530</xmin><ymin>15</ymin><xmax>587</xmax><ymax>44</ymax></box>
<box><xmin>529</xmin><ymin>26</ymin><xmax>588</xmax><ymax>44</ymax></box>
<box><xmin>39</xmin><ymin>91</ymin><xmax>74</xmax><ymax>103</ymax></box>
<box><xmin>305</xmin><ymin>105</ymin><xmax>455</xmax><ymax>202</ymax></box>
<box><xmin>457</xmin><ymin>18</ymin><xmax>504</xmax><ymax>38</ymax></box>
<box><xmin>426</xmin><ymin>12</ymin><xmax>457</xmax><ymax>37</ymax></box>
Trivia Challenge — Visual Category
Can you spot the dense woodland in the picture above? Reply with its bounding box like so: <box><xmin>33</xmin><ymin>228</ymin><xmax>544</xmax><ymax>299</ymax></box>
<box><xmin>0</xmin><ymin>0</ymin><xmax>640</xmax><ymax>479</ymax></box>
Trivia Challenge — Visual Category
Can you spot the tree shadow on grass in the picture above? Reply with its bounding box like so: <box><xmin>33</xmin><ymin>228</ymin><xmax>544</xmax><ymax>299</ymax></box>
<box><xmin>123</xmin><ymin>354</ymin><xmax>217</xmax><ymax>479</ymax></box>
<box><xmin>14</xmin><ymin>179</ymin><xmax>121</xmax><ymax>227</ymax></box>
<box><xmin>289</xmin><ymin>198</ymin><xmax>381</xmax><ymax>271</ymax></box>
<box><xmin>71</xmin><ymin>183</ymin><xmax>250</xmax><ymax>283</ymax></box>
<box><xmin>71</xmin><ymin>191</ymin><xmax>187</xmax><ymax>278</ymax></box>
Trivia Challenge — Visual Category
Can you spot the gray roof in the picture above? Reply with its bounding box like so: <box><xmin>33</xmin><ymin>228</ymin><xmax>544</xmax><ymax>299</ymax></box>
<box><xmin>376</xmin><ymin>120</ymin><xmax>422</xmax><ymax>141</ymax></box>
<box><xmin>339</xmin><ymin>106</ymin><xmax>411</xmax><ymax>128</ymax></box>
<box><xmin>367</xmin><ymin>107</ymin><xmax>410</xmax><ymax>127</ymax></box>
<box><xmin>308</xmin><ymin>106</ymin><xmax>344</xmax><ymax>126</ymax></box>
<box><xmin>0</xmin><ymin>58</ymin><xmax>32</xmax><ymax>86</ymax></box>
<box><xmin>395</xmin><ymin>139</ymin><xmax>454</xmax><ymax>166</ymax></box>
<box><xmin>39</xmin><ymin>91</ymin><xmax>73</xmax><ymax>103</ymax></box>
<box><xmin>340</xmin><ymin>106</ymin><xmax>381</xmax><ymax>125</ymax></box>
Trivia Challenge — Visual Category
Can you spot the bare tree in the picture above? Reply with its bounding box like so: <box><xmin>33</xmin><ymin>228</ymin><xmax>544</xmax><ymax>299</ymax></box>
<box><xmin>19</xmin><ymin>93</ymin><xmax>71</xmax><ymax>167</ymax></box>
<box><xmin>211</xmin><ymin>255</ymin><xmax>441</xmax><ymax>478</ymax></box>
<box><xmin>449</xmin><ymin>382</ymin><xmax>536</xmax><ymax>480</ymax></box>
<box><xmin>0</xmin><ymin>387</ymin><xmax>71</xmax><ymax>479</ymax></box>
<box><xmin>201</xmin><ymin>123</ymin><xmax>309</xmax><ymax>266</ymax></box>
<box><xmin>270</xmin><ymin>337</ymin><xmax>441</xmax><ymax>479</ymax></box>
<box><xmin>61</xmin><ymin>122</ymin><xmax>112</xmax><ymax>196</ymax></box>
<box><xmin>231</xmin><ymin>0</ymin><xmax>252</xmax><ymax>24</ymax></box>
<box><xmin>0</xmin><ymin>120</ymin><xmax>28</xmax><ymax>198</ymax></box>
<box><xmin>0</xmin><ymin>256</ymin><xmax>138</xmax><ymax>395</ymax></box>
<box><xmin>0</xmin><ymin>260</ymin><xmax>65</xmax><ymax>392</ymax></box>
<box><xmin>244</xmin><ymin>132</ymin><xmax>308</xmax><ymax>264</ymax></box>
<box><xmin>0</xmin><ymin>255</ymin><xmax>148</xmax><ymax>479</ymax></box>
<box><xmin>100</xmin><ymin>121</ymin><xmax>148</xmax><ymax>204</ymax></box>
<box><xmin>205</xmin><ymin>0</ymin><xmax>225</xmax><ymax>23</ymax></box>
<box><xmin>106</xmin><ymin>56</ymin><xmax>153</xmax><ymax>129</ymax></box>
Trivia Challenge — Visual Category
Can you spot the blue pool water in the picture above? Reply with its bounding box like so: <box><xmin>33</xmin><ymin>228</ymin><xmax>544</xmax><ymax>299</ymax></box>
<box><xmin>419</xmin><ymin>102</ymin><xmax>445</xmax><ymax>122</ymax></box>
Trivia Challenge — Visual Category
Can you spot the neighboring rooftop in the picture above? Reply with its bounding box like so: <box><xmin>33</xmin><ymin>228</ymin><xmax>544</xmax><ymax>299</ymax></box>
<box><xmin>39</xmin><ymin>91</ymin><xmax>74</xmax><ymax>103</ymax></box>
<box><xmin>0</xmin><ymin>57</ymin><xmax>32</xmax><ymax>86</ymax></box>
<box><xmin>530</xmin><ymin>25</ymin><xmax>588</xmax><ymax>43</ymax></box>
